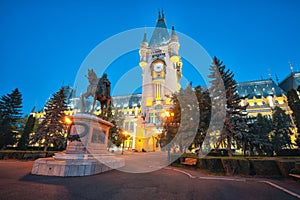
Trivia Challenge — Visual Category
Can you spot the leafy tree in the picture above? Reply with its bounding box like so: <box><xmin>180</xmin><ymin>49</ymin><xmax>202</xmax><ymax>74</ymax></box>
<box><xmin>160</xmin><ymin>83</ymin><xmax>199</xmax><ymax>153</ymax></box>
<box><xmin>270</xmin><ymin>106</ymin><xmax>293</xmax><ymax>155</ymax></box>
<box><xmin>161</xmin><ymin>87</ymin><xmax>180</xmax><ymax>150</ymax></box>
<box><xmin>209</xmin><ymin>56</ymin><xmax>248</xmax><ymax>156</ymax></box>
<box><xmin>192</xmin><ymin>86</ymin><xmax>211</xmax><ymax>155</ymax></box>
<box><xmin>17</xmin><ymin>114</ymin><xmax>36</xmax><ymax>150</ymax></box>
<box><xmin>0</xmin><ymin>88</ymin><xmax>22</xmax><ymax>149</ymax></box>
<box><xmin>287</xmin><ymin>86</ymin><xmax>300</xmax><ymax>147</ymax></box>
<box><xmin>32</xmin><ymin>87</ymin><xmax>68</xmax><ymax>151</ymax></box>
<box><xmin>175</xmin><ymin>84</ymin><xmax>199</xmax><ymax>152</ymax></box>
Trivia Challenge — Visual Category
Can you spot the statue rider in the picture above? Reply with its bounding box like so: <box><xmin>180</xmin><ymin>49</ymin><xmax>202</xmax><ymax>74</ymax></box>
<box><xmin>96</xmin><ymin>73</ymin><xmax>111</xmax><ymax>98</ymax></box>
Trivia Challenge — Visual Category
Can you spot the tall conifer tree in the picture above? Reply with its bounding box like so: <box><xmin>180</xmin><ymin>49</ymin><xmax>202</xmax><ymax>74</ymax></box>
<box><xmin>209</xmin><ymin>57</ymin><xmax>248</xmax><ymax>156</ymax></box>
<box><xmin>32</xmin><ymin>87</ymin><xmax>67</xmax><ymax>151</ymax></box>
<box><xmin>17</xmin><ymin>114</ymin><xmax>36</xmax><ymax>150</ymax></box>
<box><xmin>0</xmin><ymin>88</ymin><xmax>22</xmax><ymax>149</ymax></box>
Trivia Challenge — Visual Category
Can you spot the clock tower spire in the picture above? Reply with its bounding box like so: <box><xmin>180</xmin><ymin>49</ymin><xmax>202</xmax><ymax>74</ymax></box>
<box><xmin>139</xmin><ymin>10</ymin><xmax>182</xmax><ymax>124</ymax></box>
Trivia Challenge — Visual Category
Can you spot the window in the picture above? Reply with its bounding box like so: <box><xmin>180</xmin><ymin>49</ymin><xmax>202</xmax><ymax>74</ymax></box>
<box><xmin>125</xmin><ymin>122</ymin><xmax>129</xmax><ymax>130</ymax></box>
<box><xmin>130</xmin><ymin>122</ymin><xmax>134</xmax><ymax>131</ymax></box>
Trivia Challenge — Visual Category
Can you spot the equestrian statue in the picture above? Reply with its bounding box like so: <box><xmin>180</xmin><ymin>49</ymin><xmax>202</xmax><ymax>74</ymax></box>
<box><xmin>81</xmin><ymin>69</ymin><xmax>112</xmax><ymax>117</ymax></box>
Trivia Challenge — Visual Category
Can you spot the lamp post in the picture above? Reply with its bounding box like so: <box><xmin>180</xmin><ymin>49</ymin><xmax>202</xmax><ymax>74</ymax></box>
<box><xmin>161</xmin><ymin>111</ymin><xmax>174</xmax><ymax>162</ymax></box>
<box><xmin>121</xmin><ymin>131</ymin><xmax>128</xmax><ymax>155</ymax></box>
<box><xmin>64</xmin><ymin>116</ymin><xmax>73</xmax><ymax>126</ymax></box>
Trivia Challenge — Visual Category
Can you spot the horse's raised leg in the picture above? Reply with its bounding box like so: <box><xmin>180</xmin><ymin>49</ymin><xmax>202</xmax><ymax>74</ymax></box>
<box><xmin>108</xmin><ymin>97</ymin><xmax>114</xmax><ymax>107</ymax></box>
<box><xmin>91</xmin><ymin>96</ymin><xmax>97</xmax><ymax>114</ymax></box>
<box><xmin>80</xmin><ymin>95</ymin><xmax>85</xmax><ymax>112</ymax></box>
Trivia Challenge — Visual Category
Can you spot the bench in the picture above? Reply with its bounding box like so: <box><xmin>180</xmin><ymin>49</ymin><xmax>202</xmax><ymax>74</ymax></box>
<box><xmin>181</xmin><ymin>158</ymin><xmax>197</xmax><ymax>166</ymax></box>
<box><xmin>289</xmin><ymin>173</ymin><xmax>300</xmax><ymax>180</ymax></box>
<box><xmin>23</xmin><ymin>153</ymin><xmax>46</xmax><ymax>160</ymax></box>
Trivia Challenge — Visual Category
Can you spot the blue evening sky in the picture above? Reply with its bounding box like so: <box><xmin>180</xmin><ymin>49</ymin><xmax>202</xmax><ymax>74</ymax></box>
<box><xmin>1</xmin><ymin>0</ymin><xmax>300</xmax><ymax>114</ymax></box>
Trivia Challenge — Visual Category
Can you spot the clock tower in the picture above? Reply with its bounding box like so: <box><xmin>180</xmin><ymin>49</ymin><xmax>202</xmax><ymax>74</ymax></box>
<box><xmin>139</xmin><ymin>10</ymin><xmax>182</xmax><ymax>124</ymax></box>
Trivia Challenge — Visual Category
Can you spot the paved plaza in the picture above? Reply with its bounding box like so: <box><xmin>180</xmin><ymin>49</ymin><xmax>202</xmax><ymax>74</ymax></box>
<box><xmin>0</xmin><ymin>156</ymin><xmax>300</xmax><ymax>200</ymax></box>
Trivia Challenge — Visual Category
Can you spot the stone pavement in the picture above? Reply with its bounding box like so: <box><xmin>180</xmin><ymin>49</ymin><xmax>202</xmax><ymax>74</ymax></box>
<box><xmin>1</xmin><ymin>159</ymin><xmax>300</xmax><ymax>200</ymax></box>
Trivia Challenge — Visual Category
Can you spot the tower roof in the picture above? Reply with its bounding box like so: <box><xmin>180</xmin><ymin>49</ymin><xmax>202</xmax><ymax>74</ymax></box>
<box><xmin>149</xmin><ymin>10</ymin><xmax>170</xmax><ymax>46</ymax></box>
<box><xmin>142</xmin><ymin>32</ymin><xmax>147</xmax><ymax>43</ymax></box>
<box><xmin>170</xmin><ymin>25</ymin><xmax>178</xmax><ymax>41</ymax></box>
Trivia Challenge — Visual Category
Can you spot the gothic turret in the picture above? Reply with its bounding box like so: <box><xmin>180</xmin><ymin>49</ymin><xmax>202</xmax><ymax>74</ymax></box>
<box><xmin>170</xmin><ymin>25</ymin><xmax>178</xmax><ymax>41</ymax></box>
<box><xmin>140</xmin><ymin>10</ymin><xmax>182</xmax><ymax>114</ymax></box>
<box><xmin>149</xmin><ymin>10</ymin><xmax>170</xmax><ymax>46</ymax></box>
<box><xmin>169</xmin><ymin>25</ymin><xmax>180</xmax><ymax>63</ymax></box>
<box><xmin>139</xmin><ymin>32</ymin><xmax>148</xmax><ymax>67</ymax></box>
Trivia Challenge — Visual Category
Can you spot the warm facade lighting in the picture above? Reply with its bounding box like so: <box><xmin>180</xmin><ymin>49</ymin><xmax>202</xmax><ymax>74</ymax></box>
<box><xmin>64</xmin><ymin>116</ymin><xmax>73</xmax><ymax>125</ymax></box>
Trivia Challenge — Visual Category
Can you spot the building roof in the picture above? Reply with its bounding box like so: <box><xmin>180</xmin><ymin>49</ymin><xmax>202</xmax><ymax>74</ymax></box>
<box><xmin>237</xmin><ymin>78</ymin><xmax>286</xmax><ymax>99</ymax></box>
<box><xmin>63</xmin><ymin>86</ymin><xmax>75</xmax><ymax>100</ymax></box>
<box><xmin>66</xmin><ymin>77</ymin><xmax>289</xmax><ymax>111</ymax></box>
<box><xmin>279</xmin><ymin>71</ymin><xmax>300</xmax><ymax>92</ymax></box>
<box><xmin>149</xmin><ymin>10</ymin><xmax>170</xmax><ymax>46</ymax></box>
<box><xmin>113</xmin><ymin>94</ymin><xmax>142</xmax><ymax>108</ymax></box>
<box><xmin>111</xmin><ymin>79</ymin><xmax>287</xmax><ymax>108</ymax></box>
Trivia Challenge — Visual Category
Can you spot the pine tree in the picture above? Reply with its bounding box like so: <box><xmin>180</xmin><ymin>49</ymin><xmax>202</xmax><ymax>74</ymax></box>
<box><xmin>17</xmin><ymin>114</ymin><xmax>36</xmax><ymax>150</ymax></box>
<box><xmin>14</xmin><ymin>114</ymin><xmax>29</xmax><ymax>143</ymax></box>
<box><xmin>32</xmin><ymin>87</ymin><xmax>68</xmax><ymax>151</ymax></box>
<box><xmin>287</xmin><ymin>87</ymin><xmax>300</xmax><ymax>147</ymax></box>
<box><xmin>270</xmin><ymin>106</ymin><xmax>293</xmax><ymax>155</ymax></box>
<box><xmin>107</xmin><ymin>106</ymin><xmax>124</xmax><ymax>148</ymax></box>
<box><xmin>248</xmin><ymin>114</ymin><xmax>273</xmax><ymax>155</ymax></box>
<box><xmin>208</xmin><ymin>57</ymin><xmax>227</xmax><ymax>153</ymax></box>
<box><xmin>0</xmin><ymin>88</ymin><xmax>22</xmax><ymax>149</ymax></box>
<box><xmin>209</xmin><ymin>57</ymin><xmax>248</xmax><ymax>156</ymax></box>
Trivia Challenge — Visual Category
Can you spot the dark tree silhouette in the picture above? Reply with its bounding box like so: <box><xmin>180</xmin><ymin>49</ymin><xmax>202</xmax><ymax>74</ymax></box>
<box><xmin>287</xmin><ymin>86</ymin><xmax>300</xmax><ymax>147</ymax></box>
<box><xmin>17</xmin><ymin>114</ymin><xmax>36</xmax><ymax>150</ymax></box>
<box><xmin>0</xmin><ymin>88</ymin><xmax>22</xmax><ymax>149</ymax></box>
<box><xmin>191</xmin><ymin>86</ymin><xmax>211</xmax><ymax>155</ymax></box>
<box><xmin>209</xmin><ymin>56</ymin><xmax>248</xmax><ymax>156</ymax></box>
<box><xmin>270</xmin><ymin>106</ymin><xmax>293</xmax><ymax>155</ymax></box>
<box><xmin>248</xmin><ymin>114</ymin><xmax>273</xmax><ymax>155</ymax></box>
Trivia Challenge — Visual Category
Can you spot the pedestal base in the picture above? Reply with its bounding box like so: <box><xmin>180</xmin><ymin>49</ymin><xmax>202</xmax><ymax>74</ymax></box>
<box><xmin>31</xmin><ymin>114</ymin><xmax>123</xmax><ymax>177</ymax></box>
<box><xmin>31</xmin><ymin>155</ymin><xmax>124</xmax><ymax>177</ymax></box>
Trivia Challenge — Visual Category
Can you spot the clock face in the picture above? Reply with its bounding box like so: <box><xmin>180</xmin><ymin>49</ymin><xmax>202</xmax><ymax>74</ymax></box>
<box><xmin>154</xmin><ymin>62</ymin><xmax>164</xmax><ymax>72</ymax></box>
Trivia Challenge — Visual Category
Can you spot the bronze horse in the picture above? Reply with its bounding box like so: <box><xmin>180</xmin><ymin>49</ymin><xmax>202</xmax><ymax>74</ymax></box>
<box><xmin>81</xmin><ymin>70</ymin><xmax>112</xmax><ymax>116</ymax></box>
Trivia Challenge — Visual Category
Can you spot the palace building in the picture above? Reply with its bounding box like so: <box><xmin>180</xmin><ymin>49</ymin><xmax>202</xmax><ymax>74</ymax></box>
<box><xmin>237</xmin><ymin>78</ymin><xmax>291</xmax><ymax>119</ymax></box>
<box><xmin>32</xmin><ymin>11</ymin><xmax>299</xmax><ymax>152</ymax></box>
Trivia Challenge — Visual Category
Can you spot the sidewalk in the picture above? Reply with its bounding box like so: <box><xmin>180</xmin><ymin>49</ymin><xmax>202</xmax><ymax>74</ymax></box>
<box><xmin>167</xmin><ymin>165</ymin><xmax>300</xmax><ymax>197</ymax></box>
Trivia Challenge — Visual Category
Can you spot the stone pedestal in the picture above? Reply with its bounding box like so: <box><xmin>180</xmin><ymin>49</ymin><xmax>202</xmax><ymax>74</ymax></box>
<box><xmin>31</xmin><ymin>114</ymin><xmax>124</xmax><ymax>177</ymax></box>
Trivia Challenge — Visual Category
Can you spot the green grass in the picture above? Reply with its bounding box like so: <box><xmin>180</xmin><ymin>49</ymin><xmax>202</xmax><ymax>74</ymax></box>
<box><xmin>172</xmin><ymin>153</ymin><xmax>300</xmax><ymax>161</ymax></box>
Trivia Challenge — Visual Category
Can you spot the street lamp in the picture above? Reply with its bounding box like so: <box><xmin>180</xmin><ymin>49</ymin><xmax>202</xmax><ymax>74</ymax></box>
<box><xmin>161</xmin><ymin>110</ymin><xmax>174</xmax><ymax>162</ymax></box>
<box><xmin>121</xmin><ymin>131</ymin><xmax>128</xmax><ymax>155</ymax></box>
<box><xmin>64</xmin><ymin>116</ymin><xmax>73</xmax><ymax>126</ymax></box>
